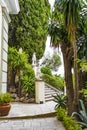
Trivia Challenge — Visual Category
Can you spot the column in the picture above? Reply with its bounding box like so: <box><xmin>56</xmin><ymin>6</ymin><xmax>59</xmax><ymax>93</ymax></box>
<box><xmin>35</xmin><ymin>79</ymin><xmax>45</xmax><ymax>104</ymax></box>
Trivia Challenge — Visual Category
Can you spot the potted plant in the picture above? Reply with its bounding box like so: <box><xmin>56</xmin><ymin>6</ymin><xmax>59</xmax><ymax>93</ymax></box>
<box><xmin>0</xmin><ymin>93</ymin><xmax>13</xmax><ymax>116</ymax></box>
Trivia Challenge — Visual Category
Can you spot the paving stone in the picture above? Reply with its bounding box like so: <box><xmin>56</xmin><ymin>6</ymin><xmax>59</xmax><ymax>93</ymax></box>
<box><xmin>31</xmin><ymin>122</ymin><xmax>41</xmax><ymax>127</ymax></box>
<box><xmin>0</xmin><ymin>128</ymin><xmax>11</xmax><ymax>130</ymax></box>
<box><xmin>43</xmin><ymin>128</ymin><xmax>58</xmax><ymax>130</ymax></box>
<box><xmin>24</xmin><ymin>121</ymin><xmax>31</xmax><ymax>127</ymax></box>
<box><xmin>8</xmin><ymin>101</ymin><xmax>56</xmax><ymax>117</ymax></box>
<box><xmin>0</xmin><ymin>117</ymin><xmax>65</xmax><ymax>130</ymax></box>
<box><xmin>33</xmin><ymin>128</ymin><xmax>44</xmax><ymax>130</ymax></box>
<box><xmin>32</xmin><ymin>118</ymin><xmax>46</xmax><ymax>123</ymax></box>
<box><xmin>11</xmin><ymin>128</ymin><xmax>33</xmax><ymax>130</ymax></box>
<box><xmin>0</xmin><ymin>120</ymin><xmax>11</xmax><ymax>128</ymax></box>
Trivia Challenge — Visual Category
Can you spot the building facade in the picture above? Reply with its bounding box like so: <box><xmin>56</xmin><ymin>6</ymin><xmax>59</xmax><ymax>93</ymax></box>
<box><xmin>0</xmin><ymin>0</ymin><xmax>20</xmax><ymax>93</ymax></box>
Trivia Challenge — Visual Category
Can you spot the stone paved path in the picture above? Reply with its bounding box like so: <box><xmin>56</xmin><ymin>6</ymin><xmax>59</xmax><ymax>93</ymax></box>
<box><xmin>6</xmin><ymin>101</ymin><xmax>56</xmax><ymax>118</ymax></box>
<box><xmin>0</xmin><ymin>101</ymin><xmax>66</xmax><ymax>130</ymax></box>
<box><xmin>0</xmin><ymin>117</ymin><xmax>65</xmax><ymax>130</ymax></box>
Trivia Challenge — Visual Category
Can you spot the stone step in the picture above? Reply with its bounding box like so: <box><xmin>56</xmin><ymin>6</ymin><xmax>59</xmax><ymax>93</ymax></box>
<box><xmin>45</xmin><ymin>89</ymin><xmax>57</xmax><ymax>93</ymax></box>
<box><xmin>45</xmin><ymin>97</ymin><xmax>54</xmax><ymax>102</ymax></box>
<box><xmin>45</xmin><ymin>87</ymin><xmax>52</xmax><ymax>90</ymax></box>
<box><xmin>44</xmin><ymin>83</ymin><xmax>63</xmax><ymax>102</ymax></box>
<box><xmin>45</xmin><ymin>89</ymin><xmax>62</xmax><ymax>94</ymax></box>
<box><xmin>45</xmin><ymin>90</ymin><xmax>57</xmax><ymax>93</ymax></box>
<box><xmin>45</xmin><ymin>92</ymin><xmax>57</xmax><ymax>96</ymax></box>
<box><xmin>45</xmin><ymin>95</ymin><xmax>53</xmax><ymax>98</ymax></box>
<box><xmin>45</xmin><ymin>87</ymin><xmax>60</xmax><ymax>93</ymax></box>
<box><xmin>45</xmin><ymin>93</ymin><xmax>57</xmax><ymax>97</ymax></box>
<box><xmin>45</xmin><ymin>85</ymin><xmax>59</xmax><ymax>102</ymax></box>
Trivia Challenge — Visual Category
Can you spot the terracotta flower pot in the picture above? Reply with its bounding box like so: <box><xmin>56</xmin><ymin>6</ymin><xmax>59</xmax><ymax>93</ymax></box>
<box><xmin>0</xmin><ymin>103</ymin><xmax>11</xmax><ymax>116</ymax></box>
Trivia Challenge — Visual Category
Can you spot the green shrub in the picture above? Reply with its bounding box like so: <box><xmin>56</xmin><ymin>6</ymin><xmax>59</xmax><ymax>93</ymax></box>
<box><xmin>53</xmin><ymin>94</ymin><xmax>67</xmax><ymax>109</ymax></box>
<box><xmin>80</xmin><ymin>88</ymin><xmax>87</xmax><ymax>98</ymax></box>
<box><xmin>56</xmin><ymin>108</ymin><xmax>82</xmax><ymax>130</ymax></box>
<box><xmin>8</xmin><ymin>47</ymin><xmax>36</xmax><ymax>97</ymax></box>
<box><xmin>63</xmin><ymin>116</ymin><xmax>82</xmax><ymax>130</ymax></box>
<box><xmin>72</xmin><ymin>99</ymin><xmax>87</xmax><ymax>128</ymax></box>
<box><xmin>63</xmin><ymin>116</ymin><xmax>75</xmax><ymax>129</ymax></box>
<box><xmin>0</xmin><ymin>93</ymin><xmax>13</xmax><ymax>105</ymax></box>
<box><xmin>41</xmin><ymin>74</ymin><xmax>64</xmax><ymax>91</ymax></box>
<box><xmin>56</xmin><ymin>108</ymin><xmax>66</xmax><ymax>121</ymax></box>
<box><xmin>22</xmin><ymin>63</ymin><xmax>35</xmax><ymax>94</ymax></box>
<box><xmin>41</xmin><ymin>66</ymin><xmax>52</xmax><ymax>75</ymax></box>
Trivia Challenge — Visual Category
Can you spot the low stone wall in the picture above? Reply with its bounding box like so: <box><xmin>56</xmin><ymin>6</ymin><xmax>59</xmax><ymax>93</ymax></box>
<box><xmin>9</xmin><ymin>88</ymin><xmax>35</xmax><ymax>103</ymax></box>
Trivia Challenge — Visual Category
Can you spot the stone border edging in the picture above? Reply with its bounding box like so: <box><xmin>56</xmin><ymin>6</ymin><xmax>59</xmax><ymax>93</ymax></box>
<box><xmin>0</xmin><ymin>112</ymin><xmax>56</xmax><ymax>120</ymax></box>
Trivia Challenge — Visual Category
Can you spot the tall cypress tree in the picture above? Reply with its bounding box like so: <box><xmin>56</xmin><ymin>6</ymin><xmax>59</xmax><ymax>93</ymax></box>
<box><xmin>9</xmin><ymin>0</ymin><xmax>50</xmax><ymax>62</ymax></box>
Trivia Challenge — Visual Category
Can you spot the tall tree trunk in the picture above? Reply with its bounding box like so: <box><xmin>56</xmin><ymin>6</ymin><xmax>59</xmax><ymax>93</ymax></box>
<box><xmin>72</xmin><ymin>31</ymin><xmax>79</xmax><ymax>112</ymax></box>
<box><xmin>79</xmin><ymin>71</ymin><xmax>87</xmax><ymax>90</ymax></box>
<box><xmin>17</xmin><ymin>70</ymin><xmax>21</xmax><ymax>97</ymax></box>
<box><xmin>79</xmin><ymin>71</ymin><xmax>87</xmax><ymax>99</ymax></box>
<box><xmin>7</xmin><ymin>68</ymin><xmax>16</xmax><ymax>91</ymax></box>
<box><xmin>61</xmin><ymin>42</ymin><xmax>74</xmax><ymax>115</ymax></box>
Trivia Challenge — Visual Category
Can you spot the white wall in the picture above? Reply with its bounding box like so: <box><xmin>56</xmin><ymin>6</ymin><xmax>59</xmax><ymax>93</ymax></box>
<box><xmin>0</xmin><ymin>0</ymin><xmax>19</xmax><ymax>93</ymax></box>
<box><xmin>0</xmin><ymin>5</ymin><xmax>3</xmax><ymax>92</ymax></box>
<box><xmin>0</xmin><ymin>7</ymin><xmax>10</xmax><ymax>93</ymax></box>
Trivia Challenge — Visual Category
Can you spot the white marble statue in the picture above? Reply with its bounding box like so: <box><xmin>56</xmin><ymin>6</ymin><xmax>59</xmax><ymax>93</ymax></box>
<box><xmin>32</xmin><ymin>52</ymin><xmax>36</xmax><ymax>66</ymax></box>
<box><xmin>32</xmin><ymin>53</ymin><xmax>41</xmax><ymax>79</ymax></box>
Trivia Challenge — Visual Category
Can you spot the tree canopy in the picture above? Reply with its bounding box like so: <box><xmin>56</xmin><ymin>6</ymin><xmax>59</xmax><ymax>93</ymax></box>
<box><xmin>8</xmin><ymin>0</ymin><xmax>50</xmax><ymax>63</ymax></box>
<box><xmin>42</xmin><ymin>52</ymin><xmax>61</xmax><ymax>72</ymax></box>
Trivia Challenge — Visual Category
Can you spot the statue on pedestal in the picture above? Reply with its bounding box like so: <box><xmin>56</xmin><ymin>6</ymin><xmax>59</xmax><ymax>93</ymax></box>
<box><xmin>32</xmin><ymin>52</ymin><xmax>36</xmax><ymax>66</ymax></box>
<box><xmin>32</xmin><ymin>52</ymin><xmax>41</xmax><ymax>79</ymax></box>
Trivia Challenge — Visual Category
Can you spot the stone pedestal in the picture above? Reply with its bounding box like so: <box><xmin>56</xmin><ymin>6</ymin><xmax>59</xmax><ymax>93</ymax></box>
<box><xmin>35</xmin><ymin>79</ymin><xmax>45</xmax><ymax>104</ymax></box>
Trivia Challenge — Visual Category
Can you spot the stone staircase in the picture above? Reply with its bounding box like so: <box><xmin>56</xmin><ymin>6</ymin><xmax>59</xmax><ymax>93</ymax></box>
<box><xmin>45</xmin><ymin>83</ymin><xmax>63</xmax><ymax>102</ymax></box>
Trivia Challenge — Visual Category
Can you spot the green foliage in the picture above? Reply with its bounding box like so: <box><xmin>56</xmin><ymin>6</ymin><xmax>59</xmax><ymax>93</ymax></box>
<box><xmin>22</xmin><ymin>64</ymin><xmax>35</xmax><ymax>94</ymax></box>
<box><xmin>0</xmin><ymin>93</ymin><xmax>13</xmax><ymax>105</ymax></box>
<box><xmin>9</xmin><ymin>0</ymin><xmax>50</xmax><ymax>62</ymax></box>
<box><xmin>56</xmin><ymin>108</ymin><xmax>66</xmax><ymax>121</ymax></box>
<box><xmin>8</xmin><ymin>47</ymin><xmax>28</xmax><ymax>71</ymax></box>
<box><xmin>8</xmin><ymin>47</ymin><xmax>35</xmax><ymax>95</ymax></box>
<box><xmin>8</xmin><ymin>47</ymin><xmax>29</xmax><ymax>84</ymax></box>
<box><xmin>42</xmin><ymin>52</ymin><xmax>61</xmax><ymax>71</ymax></box>
<box><xmin>77</xmin><ymin>36</ymin><xmax>87</xmax><ymax>60</ymax></box>
<box><xmin>54</xmin><ymin>0</ymin><xmax>82</xmax><ymax>40</ymax></box>
<box><xmin>56</xmin><ymin>108</ymin><xmax>82</xmax><ymax>130</ymax></box>
<box><xmin>79</xmin><ymin>59</ymin><xmax>87</xmax><ymax>72</ymax></box>
<box><xmin>8</xmin><ymin>47</ymin><xmax>18</xmax><ymax>70</ymax></box>
<box><xmin>55</xmin><ymin>75</ymin><xmax>64</xmax><ymax>88</ymax></box>
<box><xmin>72</xmin><ymin>99</ymin><xmax>87</xmax><ymax>128</ymax></box>
<box><xmin>76</xmin><ymin>4</ymin><xmax>87</xmax><ymax>61</ymax></box>
<box><xmin>41</xmin><ymin>66</ymin><xmax>52</xmax><ymax>75</ymax></box>
<box><xmin>41</xmin><ymin>74</ymin><xmax>64</xmax><ymax>91</ymax></box>
<box><xmin>49</xmin><ymin>19</ymin><xmax>68</xmax><ymax>48</ymax></box>
<box><xmin>80</xmin><ymin>89</ymin><xmax>87</xmax><ymax>98</ymax></box>
<box><xmin>53</xmin><ymin>94</ymin><xmax>67</xmax><ymax>109</ymax></box>
<box><xmin>63</xmin><ymin>116</ymin><xmax>82</xmax><ymax>130</ymax></box>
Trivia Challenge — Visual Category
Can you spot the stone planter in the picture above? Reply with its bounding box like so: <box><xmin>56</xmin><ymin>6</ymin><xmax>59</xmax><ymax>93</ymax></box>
<box><xmin>0</xmin><ymin>103</ymin><xmax>11</xmax><ymax>116</ymax></box>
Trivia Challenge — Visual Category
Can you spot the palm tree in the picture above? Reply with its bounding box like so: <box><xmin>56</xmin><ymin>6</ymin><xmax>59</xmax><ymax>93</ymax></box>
<box><xmin>49</xmin><ymin>20</ymin><xmax>74</xmax><ymax>115</ymax></box>
<box><xmin>54</xmin><ymin>0</ymin><xmax>82</xmax><ymax>112</ymax></box>
<box><xmin>8</xmin><ymin>47</ymin><xmax>28</xmax><ymax>97</ymax></box>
